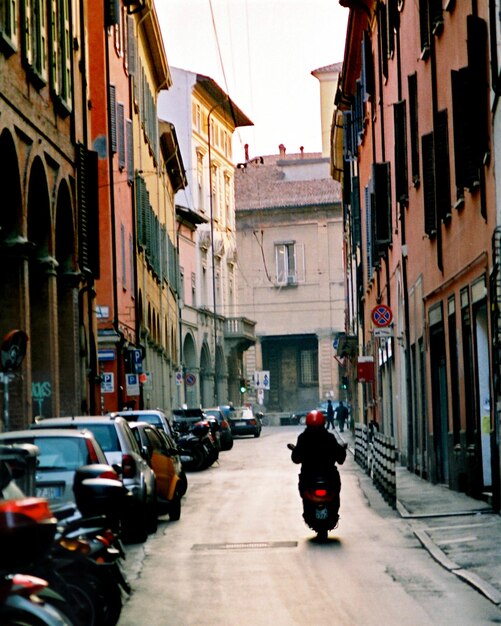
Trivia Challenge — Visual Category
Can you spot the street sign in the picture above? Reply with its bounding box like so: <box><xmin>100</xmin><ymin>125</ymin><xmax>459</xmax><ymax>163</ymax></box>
<box><xmin>371</xmin><ymin>304</ymin><xmax>393</xmax><ymax>327</ymax></box>
<box><xmin>175</xmin><ymin>371</ymin><xmax>183</xmax><ymax>386</ymax></box>
<box><xmin>98</xmin><ymin>349</ymin><xmax>115</xmax><ymax>362</ymax></box>
<box><xmin>373</xmin><ymin>327</ymin><xmax>394</xmax><ymax>338</ymax></box>
<box><xmin>101</xmin><ymin>372</ymin><xmax>114</xmax><ymax>393</ymax></box>
<box><xmin>126</xmin><ymin>373</ymin><xmax>140</xmax><ymax>396</ymax></box>
<box><xmin>254</xmin><ymin>371</ymin><xmax>270</xmax><ymax>390</ymax></box>
<box><xmin>185</xmin><ymin>373</ymin><xmax>197</xmax><ymax>386</ymax></box>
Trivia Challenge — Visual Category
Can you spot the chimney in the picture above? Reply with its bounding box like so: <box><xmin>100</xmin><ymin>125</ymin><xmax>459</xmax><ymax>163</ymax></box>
<box><xmin>244</xmin><ymin>143</ymin><xmax>249</xmax><ymax>161</ymax></box>
<box><xmin>300</xmin><ymin>146</ymin><xmax>304</xmax><ymax>157</ymax></box>
<box><xmin>279</xmin><ymin>144</ymin><xmax>286</xmax><ymax>158</ymax></box>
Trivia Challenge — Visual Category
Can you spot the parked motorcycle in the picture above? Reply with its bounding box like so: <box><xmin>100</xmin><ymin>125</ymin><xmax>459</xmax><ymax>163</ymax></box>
<box><xmin>173</xmin><ymin>419</ymin><xmax>219</xmax><ymax>471</ymax></box>
<box><xmin>0</xmin><ymin>445</ymin><xmax>73</xmax><ymax>625</ymax></box>
<box><xmin>287</xmin><ymin>443</ymin><xmax>342</xmax><ymax>541</ymax></box>
<box><xmin>38</xmin><ymin>465</ymin><xmax>131</xmax><ymax>626</ymax></box>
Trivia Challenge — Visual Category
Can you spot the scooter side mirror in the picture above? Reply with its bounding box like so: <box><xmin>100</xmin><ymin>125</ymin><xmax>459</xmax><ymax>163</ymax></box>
<box><xmin>287</xmin><ymin>443</ymin><xmax>295</xmax><ymax>451</ymax></box>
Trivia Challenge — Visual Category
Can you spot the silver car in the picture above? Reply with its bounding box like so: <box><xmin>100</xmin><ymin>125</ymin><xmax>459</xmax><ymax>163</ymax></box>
<box><xmin>31</xmin><ymin>415</ymin><xmax>157</xmax><ymax>542</ymax></box>
<box><xmin>0</xmin><ymin>428</ymin><xmax>108</xmax><ymax>507</ymax></box>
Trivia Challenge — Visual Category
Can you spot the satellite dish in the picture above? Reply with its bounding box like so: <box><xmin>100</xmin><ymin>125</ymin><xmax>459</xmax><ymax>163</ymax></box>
<box><xmin>1</xmin><ymin>330</ymin><xmax>29</xmax><ymax>372</ymax></box>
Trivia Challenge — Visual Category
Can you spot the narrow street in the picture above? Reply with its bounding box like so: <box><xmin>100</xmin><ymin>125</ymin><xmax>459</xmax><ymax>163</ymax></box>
<box><xmin>118</xmin><ymin>426</ymin><xmax>501</xmax><ymax>625</ymax></box>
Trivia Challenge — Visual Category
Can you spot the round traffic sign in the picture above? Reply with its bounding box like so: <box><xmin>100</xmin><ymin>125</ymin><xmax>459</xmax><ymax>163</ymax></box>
<box><xmin>185</xmin><ymin>373</ymin><xmax>197</xmax><ymax>386</ymax></box>
<box><xmin>371</xmin><ymin>304</ymin><xmax>393</xmax><ymax>327</ymax></box>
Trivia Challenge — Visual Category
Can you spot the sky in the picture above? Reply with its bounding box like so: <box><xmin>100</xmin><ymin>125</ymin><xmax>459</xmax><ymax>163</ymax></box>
<box><xmin>155</xmin><ymin>0</ymin><xmax>349</xmax><ymax>164</ymax></box>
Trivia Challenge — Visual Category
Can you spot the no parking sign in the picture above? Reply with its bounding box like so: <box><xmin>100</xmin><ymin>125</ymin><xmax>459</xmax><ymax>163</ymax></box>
<box><xmin>371</xmin><ymin>305</ymin><xmax>393</xmax><ymax>327</ymax></box>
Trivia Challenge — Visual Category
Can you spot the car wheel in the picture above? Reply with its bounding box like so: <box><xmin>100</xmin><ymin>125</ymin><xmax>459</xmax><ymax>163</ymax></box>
<box><xmin>299</xmin><ymin>416</ymin><xmax>306</xmax><ymax>425</ymax></box>
<box><xmin>169</xmin><ymin>492</ymin><xmax>182</xmax><ymax>521</ymax></box>
<box><xmin>147</xmin><ymin>494</ymin><xmax>158</xmax><ymax>534</ymax></box>
<box><xmin>254</xmin><ymin>430</ymin><xmax>261</xmax><ymax>438</ymax></box>
<box><xmin>177</xmin><ymin>470</ymin><xmax>188</xmax><ymax>496</ymax></box>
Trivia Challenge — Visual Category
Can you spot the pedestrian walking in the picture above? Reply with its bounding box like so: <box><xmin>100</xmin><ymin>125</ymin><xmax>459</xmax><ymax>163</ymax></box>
<box><xmin>325</xmin><ymin>399</ymin><xmax>335</xmax><ymax>430</ymax></box>
<box><xmin>334</xmin><ymin>401</ymin><xmax>349</xmax><ymax>432</ymax></box>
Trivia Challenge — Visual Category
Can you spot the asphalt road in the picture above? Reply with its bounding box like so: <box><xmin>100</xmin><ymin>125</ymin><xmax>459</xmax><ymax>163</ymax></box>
<box><xmin>119</xmin><ymin>426</ymin><xmax>501</xmax><ymax>626</ymax></box>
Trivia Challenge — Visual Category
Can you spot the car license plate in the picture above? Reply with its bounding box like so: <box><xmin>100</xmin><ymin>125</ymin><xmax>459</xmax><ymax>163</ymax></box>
<box><xmin>36</xmin><ymin>485</ymin><xmax>63</xmax><ymax>499</ymax></box>
<box><xmin>315</xmin><ymin>507</ymin><xmax>328</xmax><ymax>520</ymax></box>
<box><xmin>235</xmin><ymin>421</ymin><xmax>246</xmax><ymax>426</ymax></box>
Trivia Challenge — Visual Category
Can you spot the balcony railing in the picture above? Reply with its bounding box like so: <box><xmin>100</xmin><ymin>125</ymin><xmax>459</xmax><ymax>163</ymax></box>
<box><xmin>224</xmin><ymin>317</ymin><xmax>256</xmax><ymax>350</ymax></box>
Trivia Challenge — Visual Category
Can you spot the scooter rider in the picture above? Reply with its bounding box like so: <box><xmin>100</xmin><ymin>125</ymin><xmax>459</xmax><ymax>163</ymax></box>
<box><xmin>290</xmin><ymin>409</ymin><xmax>347</xmax><ymax>495</ymax></box>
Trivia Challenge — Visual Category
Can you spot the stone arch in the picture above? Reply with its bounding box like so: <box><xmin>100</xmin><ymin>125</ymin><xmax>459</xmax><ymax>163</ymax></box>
<box><xmin>183</xmin><ymin>331</ymin><xmax>198</xmax><ymax>406</ymax></box>
<box><xmin>0</xmin><ymin>129</ymin><xmax>27</xmax><ymax>426</ymax></box>
<box><xmin>200</xmin><ymin>341</ymin><xmax>213</xmax><ymax>407</ymax></box>
<box><xmin>55</xmin><ymin>179</ymin><xmax>79</xmax><ymax>415</ymax></box>
<box><xmin>27</xmin><ymin>156</ymin><xmax>54</xmax><ymax>418</ymax></box>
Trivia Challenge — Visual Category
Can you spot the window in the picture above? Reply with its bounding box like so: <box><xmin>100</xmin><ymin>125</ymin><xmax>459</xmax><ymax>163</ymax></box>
<box><xmin>300</xmin><ymin>349</ymin><xmax>318</xmax><ymax>385</ymax></box>
<box><xmin>196</xmin><ymin>151</ymin><xmax>204</xmax><ymax>210</ymax></box>
<box><xmin>422</xmin><ymin>132</ymin><xmax>436</xmax><ymax>237</ymax></box>
<box><xmin>0</xmin><ymin>0</ymin><xmax>18</xmax><ymax>53</ymax></box>
<box><xmin>49</xmin><ymin>0</ymin><xmax>71</xmax><ymax>110</ymax></box>
<box><xmin>275</xmin><ymin>242</ymin><xmax>304</xmax><ymax>286</ymax></box>
<box><xmin>23</xmin><ymin>0</ymin><xmax>48</xmax><ymax>86</ymax></box>
<box><xmin>373</xmin><ymin>162</ymin><xmax>392</xmax><ymax>251</ymax></box>
<box><xmin>121</xmin><ymin>224</ymin><xmax>126</xmax><ymax>289</ymax></box>
<box><xmin>191</xmin><ymin>272</ymin><xmax>196</xmax><ymax>307</ymax></box>
<box><xmin>224</xmin><ymin>173</ymin><xmax>231</xmax><ymax>225</ymax></box>
<box><xmin>129</xmin><ymin>233</ymin><xmax>134</xmax><ymax>293</ymax></box>
<box><xmin>126</xmin><ymin>119</ymin><xmax>133</xmax><ymax>183</ymax></box>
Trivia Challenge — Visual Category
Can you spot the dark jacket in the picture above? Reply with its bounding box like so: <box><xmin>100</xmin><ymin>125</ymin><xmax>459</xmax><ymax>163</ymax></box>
<box><xmin>291</xmin><ymin>427</ymin><xmax>346</xmax><ymax>480</ymax></box>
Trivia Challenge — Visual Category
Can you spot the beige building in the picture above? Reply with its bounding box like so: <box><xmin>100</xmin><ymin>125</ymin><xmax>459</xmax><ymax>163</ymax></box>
<box><xmin>234</xmin><ymin>147</ymin><xmax>343</xmax><ymax>414</ymax></box>
<box><xmin>158</xmin><ymin>69</ymin><xmax>255</xmax><ymax>408</ymax></box>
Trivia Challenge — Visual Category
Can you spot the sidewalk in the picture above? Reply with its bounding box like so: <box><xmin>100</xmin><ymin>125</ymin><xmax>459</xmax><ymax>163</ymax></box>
<box><xmin>339</xmin><ymin>428</ymin><xmax>501</xmax><ymax>607</ymax></box>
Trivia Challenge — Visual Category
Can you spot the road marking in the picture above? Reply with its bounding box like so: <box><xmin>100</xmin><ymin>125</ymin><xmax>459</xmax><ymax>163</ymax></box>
<box><xmin>192</xmin><ymin>540</ymin><xmax>298</xmax><ymax>551</ymax></box>
<box><xmin>435</xmin><ymin>536</ymin><xmax>477</xmax><ymax>545</ymax></box>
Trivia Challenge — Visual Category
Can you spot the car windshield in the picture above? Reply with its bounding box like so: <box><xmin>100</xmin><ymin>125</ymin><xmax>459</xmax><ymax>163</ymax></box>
<box><xmin>77</xmin><ymin>425</ymin><xmax>120</xmax><ymax>453</ymax></box>
<box><xmin>8</xmin><ymin>437</ymin><xmax>91</xmax><ymax>470</ymax></box>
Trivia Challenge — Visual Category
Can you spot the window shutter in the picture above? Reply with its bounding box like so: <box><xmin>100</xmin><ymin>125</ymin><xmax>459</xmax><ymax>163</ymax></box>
<box><xmin>105</xmin><ymin>0</ymin><xmax>120</xmax><ymax>27</ymax></box>
<box><xmin>109</xmin><ymin>84</ymin><xmax>117</xmax><ymax>154</ymax></box>
<box><xmin>393</xmin><ymin>100</ymin><xmax>408</xmax><ymax>203</ymax></box>
<box><xmin>418</xmin><ymin>0</ymin><xmax>431</xmax><ymax>57</ymax></box>
<box><xmin>422</xmin><ymin>132</ymin><xmax>437</xmax><ymax>237</ymax></box>
<box><xmin>365</xmin><ymin>185</ymin><xmax>374</xmax><ymax>282</ymax></box>
<box><xmin>343</xmin><ymin>111</ymin><xmax>354</xmax><ymax>161</ymax></box>
<box><xmin>351</xmin><ymin>176</ymin><xmax>361</xmax><ymax>247</ymax></box>
<box><xmin>451</xmin><ymin>68</ymin><xmax>479</xmax><ymax>193</ymax></box>
<box><xmin>127</xmin><ymin>16</ymin><xmax>136</xmax><ymax>75</ymax></box>
<box><xmin>373</xmin><ymin>162</ymin><xmax>392</xmax><ymax>251</ymax></box>
<box><xmin>77</xmin><ymin>144</ymin><xmax>100</xmax><ymax>277</ymax></box>
<box><xmin>126</xmin><ymin>119</ymin><xmax>133</xmax><ymax>183</ymax></box>
<box><xmin>467</xmin><ymin>15</ymin><xmax>489</xmax><ymax>165</ymax></box>
<box><xmin>361</xmin><ymin>30</ymin><xmax>374</xmax><ymax>99</ymax></box>
<box><xmin>379</xmin><ymin>2</ymin><xmax>388</xmax><ymax>79</ymax></box>
<box><xmin>435</xmin><ymin>110</ymin><xmax>451</xmax><ymax>222</ymax></box>
<box><xmin>408</xmin><ymin>73</ymin><xmax>420</xmax><ymax>185</ymax></box>
<box><xmin>118</xmin><ymin>103</ymin><xmax>125</xmax><ymax>170</ymax></box>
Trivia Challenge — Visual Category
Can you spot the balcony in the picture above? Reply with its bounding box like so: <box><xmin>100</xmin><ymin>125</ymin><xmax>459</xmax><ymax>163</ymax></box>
<box><xmin>224</xmin><ymin>317</ymin><xmax>256</xmax><ymax>351</ymax></box>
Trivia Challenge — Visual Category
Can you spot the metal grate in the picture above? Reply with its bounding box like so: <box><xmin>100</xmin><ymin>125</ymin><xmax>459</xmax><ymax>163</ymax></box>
<box><xmin>192</xmin><ymin>541</ymin><xmax>297</xmax><ymax>551</ymax></box>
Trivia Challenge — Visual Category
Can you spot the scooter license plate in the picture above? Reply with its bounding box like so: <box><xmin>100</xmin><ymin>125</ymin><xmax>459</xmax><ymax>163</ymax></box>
<box><xmin>315</xmin><ymin>507</ymin><xmax>328</xmax><ymax>520</ymax></box>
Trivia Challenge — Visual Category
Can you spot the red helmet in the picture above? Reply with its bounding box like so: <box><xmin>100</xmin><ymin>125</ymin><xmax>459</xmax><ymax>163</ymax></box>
<box><xmin>305</xmin><ymin>410</ymin><xmax>325</xmax><ymax>428</ymax></box>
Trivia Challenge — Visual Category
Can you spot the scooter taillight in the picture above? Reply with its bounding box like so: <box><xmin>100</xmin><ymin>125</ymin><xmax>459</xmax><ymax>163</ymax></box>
<box><xmin>0</xmin><ymin>498</ymin><xmax>55</xmax><ymax>529</ymax></box>
<box><xmin>59</xmin><ymin>537</ymin><xmax>92</xmax><ymax>555</ymax></box>
<box><xmin>10</xmin><ymin>574</ymin><xmax>48</xmax><ymax>597</ymax></box>
<box><xmin>315</xmin><ymin>489</ymin><xmax>328</xmax><ymax>497</ymax></box>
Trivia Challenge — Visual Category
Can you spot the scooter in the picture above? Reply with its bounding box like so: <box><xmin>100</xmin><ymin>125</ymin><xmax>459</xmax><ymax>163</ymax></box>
<box><xmin>287</xmin><ymin>443</ymin><xmax>342</xmax><ymax>542</ymax></box>
<box><xmin>0</xmin><ymin>445</ymin><xmax>73</xmax><ymax>625</ymax></box>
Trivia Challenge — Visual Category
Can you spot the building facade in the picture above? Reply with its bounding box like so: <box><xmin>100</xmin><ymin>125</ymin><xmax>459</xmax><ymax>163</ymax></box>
<box><xmin>158</xmin><ymin>68</ymin><xmax>255</xmax><ymax>409</ymax></box>
<box><xmin>0</xmin><ymin>0</ymin><xmax>104</xmax><ymax>427</ymax></box>
<box><xmin>235</xmin><ymin>148</ymin><xmax>344</xmax><ymax>415</ymax></box>
<box><xmin>336</xmin><ymin>0</ymin><xmax>500</xmax><ymax>506</ymax></box>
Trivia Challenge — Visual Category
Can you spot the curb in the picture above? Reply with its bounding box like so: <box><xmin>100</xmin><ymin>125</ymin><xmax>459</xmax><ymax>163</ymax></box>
<box><xmin>413</xmin><ymin>528</ymin><xmax>501</xmax><ymax>606</ymax></box>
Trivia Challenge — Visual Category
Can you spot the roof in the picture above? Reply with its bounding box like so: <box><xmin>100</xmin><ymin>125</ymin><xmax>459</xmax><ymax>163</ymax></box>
<box><xmin>311</xmin><ymin>62</ymin><xmax>343</xmax><ymax>76</ymax></box>
<box><xmin>234</xmin><ymin>152</ymin><xmax>342</xmax><ymax>211</ymax></box>
<box><xmin>195</xmin><ymin>74</ymin><xmax>253</xmax><ymax>128</ymax></box>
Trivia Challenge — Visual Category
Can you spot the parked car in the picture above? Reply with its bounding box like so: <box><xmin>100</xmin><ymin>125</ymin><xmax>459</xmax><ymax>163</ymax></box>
<box><xmin>31</xmin><ymin>415</ymin><xmax>157</xmax><ymax>542</ymax></box>
<box><xmin>0</xmin><ymin>428</ymin><xmax>110</xmax><ymax>508</ymax></box>
<box><xmin>202</xmin><ymin>408</ymin><xmax>233</xmax><ymax>451</ymax></box>
<box><xmin>111</xmin><ymin>408</ymin><xmax>187</xmax><ymax>495</ymax></box>
<box><xmin>129</xmin><ymin>422</ymin><xmax>185</xmax><ymax>520</ymax></box>
<box><xmin>227</xmin><ymin>407</ymin><xmax>262</xmax><ymax>438</ymax></box>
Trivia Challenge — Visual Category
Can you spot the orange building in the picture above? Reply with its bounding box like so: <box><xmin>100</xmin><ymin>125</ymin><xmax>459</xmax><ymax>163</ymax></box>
<box><xmin>337</xmin><ymin>1</ymin><xmax>498</xmax><ymax>506</ymax></box>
